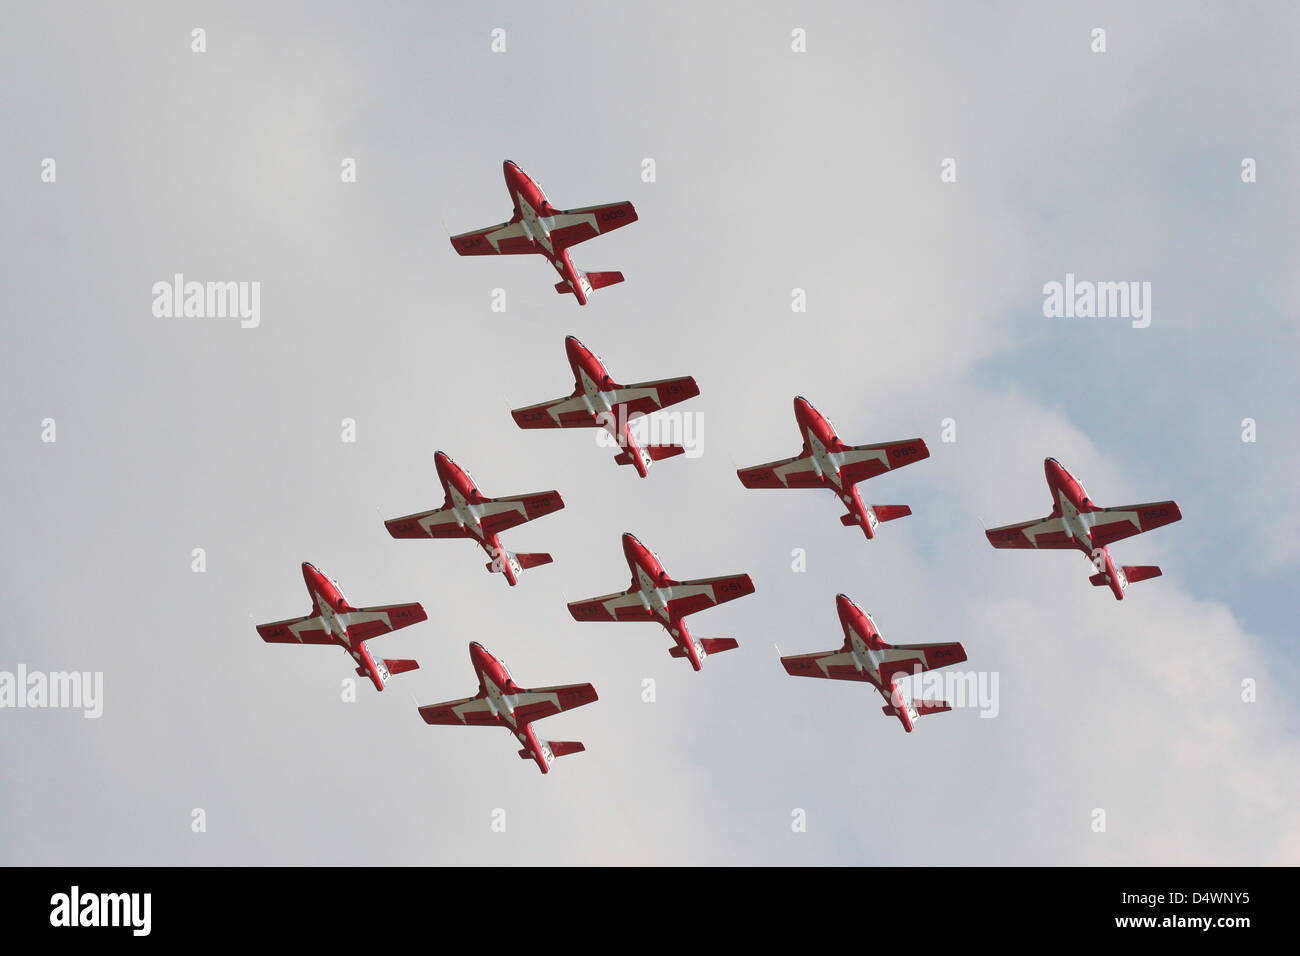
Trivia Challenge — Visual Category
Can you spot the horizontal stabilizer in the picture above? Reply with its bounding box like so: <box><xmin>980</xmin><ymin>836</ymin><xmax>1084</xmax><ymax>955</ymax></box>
<box><xmin>585</xmin><ymin>271</ymin><xmax>624</xmax><ymax>290</ymax></box>
<box><xmin>1090</xmin><ymin>565</ymin><xmax>1162</xmax><ymax>588</ymax></box>
<box><xmin>554</xmin><ymin>272</ymin><xmax>624</xmax><ymax>295</ymax></box>
<box><xmin>484</xmin><ymin>552</ymin><xmax>552</xmax><ymax>573</ymax></box>
<box><xmin>913</xmin><ymin>699</ymin><xmax>952</xmax><ymax>716</ymax></box>
<box><xmin>1122</xmin><ymin>565</ymin><xmax>1162</xmax><ymax>584</ymax></box>
<box><xmin>700</xmin><ymin>638</ymin><xmax>739</xmax><ymax>655</ymax></box>
<box><xmin>518</xmin><ymin>741</ymin><xmax>586</xmax><ymax>759</ymax></box>
<box><xmin>383</xmin><ymin>658</ymin><xmax>419</xmax><ymax>676</ymax></box>
<box><xmin>668</xmin><ymin>638</ymin><xmax>738</xmax><ymax>657</ymax></box>
<box><xmin>614</xmin><ymin>444</ymin><xmax>685</xmax><ymax>466</ymax></box>
<box><xmin>873</xmin><ymin>505</ymin><xmax>912</xmax><ymax>522</ymax></box>
<box><xmin>882</xmin><ymin>700</ymin><xmax>951</xmax><ymax>717</ymax></box>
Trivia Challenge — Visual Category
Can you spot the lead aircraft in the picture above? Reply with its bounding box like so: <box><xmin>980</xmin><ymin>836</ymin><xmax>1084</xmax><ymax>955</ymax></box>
<box><xmin>255</xmin><ymin>562</ymin><xmax>427</xmax><ymax>691</ymax></box>
<box><xmin>985</xmin><ymin>457</ymin><xmax>1182</xmax><ymax>600</ymax></box>
<box><xmin>449</xmin><ymin>160</ymin><xmax>638</xmax><ymax>305</ymax></box>
<box><xmin>737</xmin><ymin>397</ymin><xmax>930</xmax><ymax>538</ymax></box>
<box><xmin>418</xmin><ymin>642</ymin><xmax>598</xmax><ymax>774</ymax></box>
<box><xmin>780</xmin><ymin>594</ymin><xmax>967</xmax><ymax>733</ymax></box>
<box><xmin>567</xmin><ymin>532</ymin><xmax>755</xmax><ymax>671</ymax></box>
<box><xmin>384</xmin><ymin>452</ymin><xmax>564</xmax><ymax>587</ymax></box>
<box><xmin>511</xmin><ymin>335</ymin><xmax>699</xmax><ymax>477</ymax></box>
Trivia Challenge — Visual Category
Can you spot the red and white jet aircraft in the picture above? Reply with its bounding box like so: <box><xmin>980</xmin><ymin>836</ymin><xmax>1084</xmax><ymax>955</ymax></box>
<box><xmin>780</xmin><ymin>594</ymin><xmax>968</xmax><ymax>733</ymax></box>
<box><xmin>449</xmin><ymin>160</ymin><xmax>638</xmax><ymax>305</ymax></box>
<box><xmin>510</xmin><ymin>335</ymin><xmax>700</xmax><ymax>477</ymax></box>
<box><xmin>418</xmin><ymin>642</ymin><xmax>598</xmax><ymax>774</ymax></box>
<box><xmin>255</xmin><ymin>562</ymin><xmax>427</xmax><ymax>692</ymax></box>
<box><xmin>736</xmin><ymin>397</ymin><xmax>930</xmax><ymax>538</ymax></box>
<box><xmin>567</xmin><ymin>532</ymin><xmax>755</xmax><ymax>671</ymax></box>
<box><xmin>384</xmin><ymin>452</ymin><xmax>564</xmax><ymax>587</ymax></box>
<box><xmin>985</xmin><ymin>457</ymin><xmax>1182</xmax><ymax>600</ymax></box>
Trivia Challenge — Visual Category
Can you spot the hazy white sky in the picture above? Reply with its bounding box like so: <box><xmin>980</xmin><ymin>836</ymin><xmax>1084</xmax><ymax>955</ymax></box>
<box><xmin>2</xmin><ymin>1</ymin><xmax>1297</xmax><ymax>865</ymax></box>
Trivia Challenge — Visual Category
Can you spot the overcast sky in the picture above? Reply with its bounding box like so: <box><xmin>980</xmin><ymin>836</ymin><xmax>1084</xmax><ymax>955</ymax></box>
<box><xmin>2</xmin><ymin>1</ymin><xmax>1297</xmax><ymax>865</ymax></box>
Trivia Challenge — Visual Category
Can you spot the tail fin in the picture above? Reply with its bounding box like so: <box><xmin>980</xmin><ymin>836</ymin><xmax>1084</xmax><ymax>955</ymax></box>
<box><xmin>383</xmin><ymin>659</ymin><xmax>419</xmax><ymax>676</ymax></box>
<box><xmin>614</xmin><ymin>444</ymin><xmax>684</xmax><ymax>467</ymax></box>
<box><xmin>516</xmin><ymin>552</ymin><xmax>552</xmax><ymax>570</ymax></box>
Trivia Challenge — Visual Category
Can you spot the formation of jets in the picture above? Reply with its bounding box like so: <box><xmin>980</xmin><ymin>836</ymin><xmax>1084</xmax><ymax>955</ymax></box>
<box><xmin>254</xmin><ymin>159</ymin><xmax>1186</xmax><ymax>767</ymax></box>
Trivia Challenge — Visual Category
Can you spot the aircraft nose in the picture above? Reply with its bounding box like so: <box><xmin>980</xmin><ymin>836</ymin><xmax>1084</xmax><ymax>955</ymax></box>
<box><xmin>621</xmin><ymin>532</ymin><xmax>643</xmax><ymax>558</ymax></box>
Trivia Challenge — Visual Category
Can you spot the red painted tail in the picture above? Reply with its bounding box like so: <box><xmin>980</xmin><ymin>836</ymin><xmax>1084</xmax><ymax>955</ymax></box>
<box><xmin>554</xmin><ymin>271</ymin><xmax>624</xmax><ymax>294</ymax></box>
<box><xmin>383</xmin><ymin>659</ymin><xmax>419</xmax><ymax>676</ymax></box>
<box><xmin>1089</xmin><ymin>563</ymin><xmax>1160</xmax><ymax>598</ymax></box>
<box><xmin>614</xmin><ymin>444</ymin><xmax>685</xmax><ymax>466</ymax></box>
<box><xmin>882</xmin><ymin>698</ymin><xmax>951</xmax><ymax>732</ymax></box>
<box><xmin>518</xmin><ymin>741</ymin><xmax>585</xmax><ymax>759</ymax></box>
<box><xmin>1121</xmin><ymin>565</ymin><xmax>1162</xmax><ymax>584</ymax></box>
<box><xmin>668</xmin><ymin>638</ymin><xmax>738</xmax><ymax>658</ymax></box>
<box><xmin>839</xmin><ymin>505</ymin><xmax>911</xmax><ymax>527</ymax></box>
<box><xmin>584</xmin><ymin>271</ymin><xmax>624</xmax><ymax>290</ymax></box>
